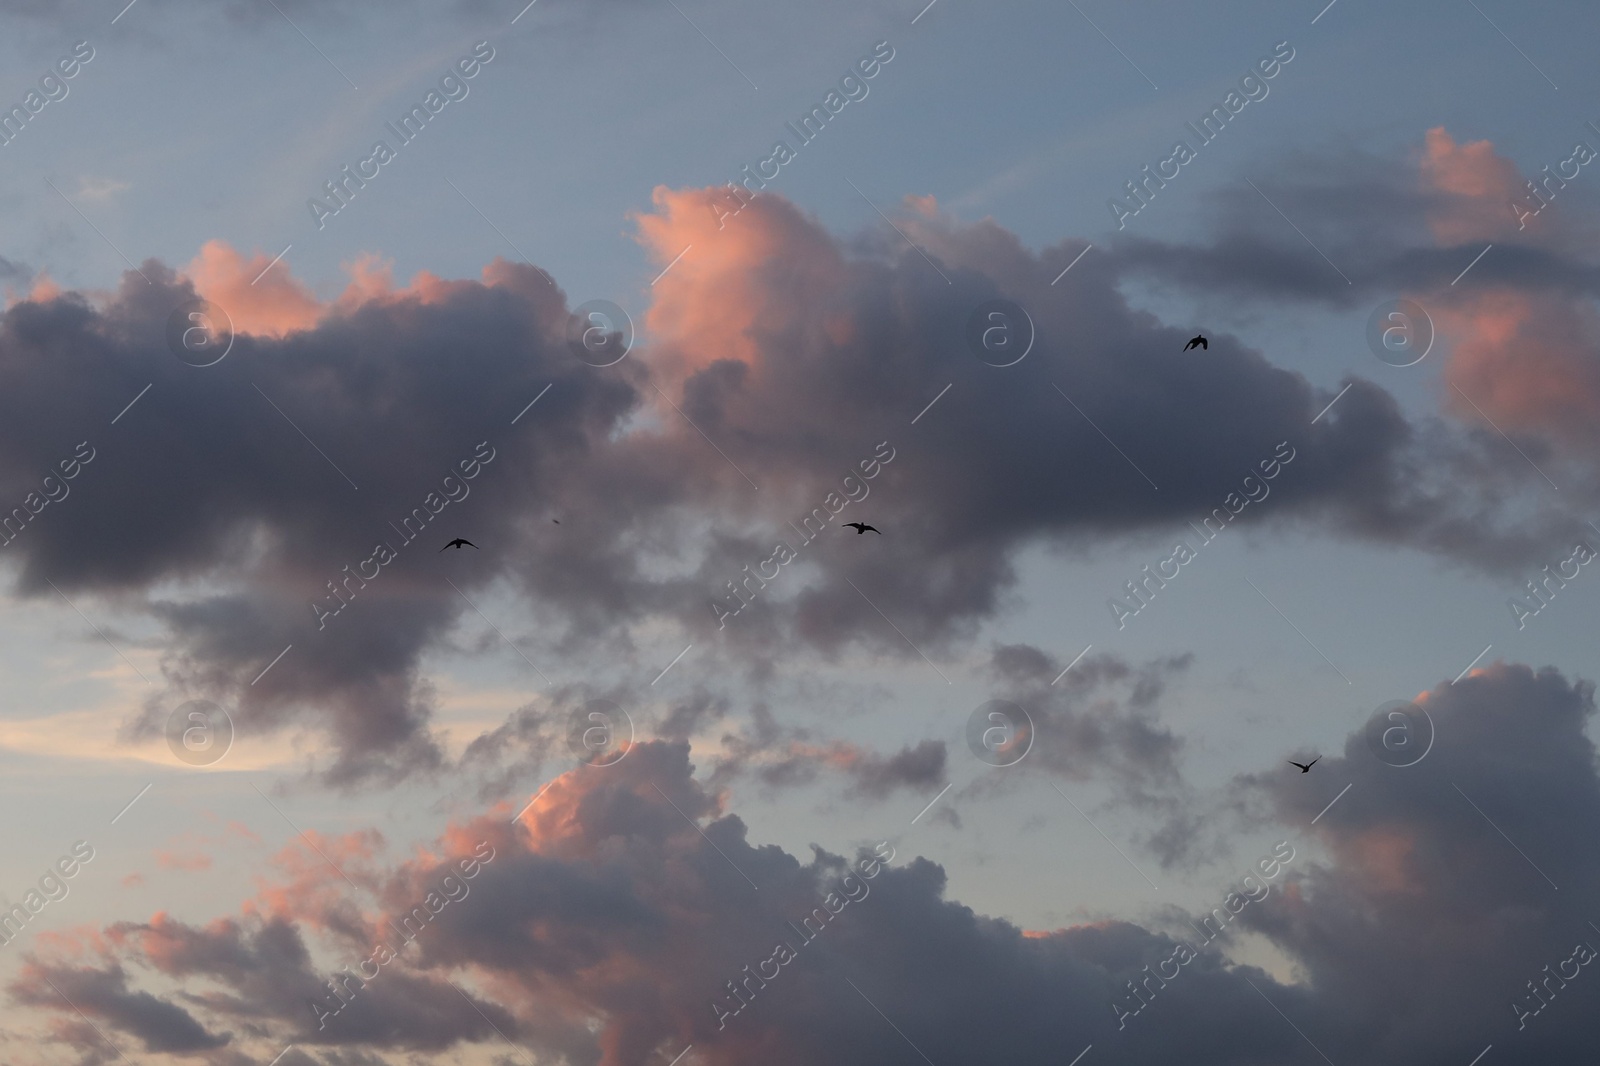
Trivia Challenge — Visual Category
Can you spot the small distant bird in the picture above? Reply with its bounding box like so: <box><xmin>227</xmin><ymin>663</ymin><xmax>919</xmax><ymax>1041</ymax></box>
<box><xmin>552</xmin><ymin>519</ymin><xmax>560</xmax><ymax>524</ymax></box>
<box><xmin>440</xmin><ymin>538</ymin><xmax>478</xmax><ymax>552</ymax></box>
<box><xmin>1183</xmin><ymin>334</ymin><xmax>1208</xmax><ymax>351</ymax></box>
<box><xmin>1288</xmin><ymin>757</ymin><xmax>1319</xmax><ymax>774</ymax></box>
<box><xmin>842</xmin><ymin>522</ymin><xmax>881</xmax><ymax>535</ymax></box>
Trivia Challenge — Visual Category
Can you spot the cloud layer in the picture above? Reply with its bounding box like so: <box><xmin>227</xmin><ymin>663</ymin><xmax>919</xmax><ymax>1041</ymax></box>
<box><xmin>2</xmin><ymin>130</ymin><xmax>1596</xmax><ymax>784</ymax></box>
<box><xmin>12</xmin><ymin>662</ymin><xmax>1600</xmax><ymax>1065</ymax></box>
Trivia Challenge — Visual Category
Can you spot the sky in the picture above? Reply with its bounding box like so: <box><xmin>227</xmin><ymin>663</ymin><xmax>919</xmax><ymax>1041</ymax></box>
<box><xmin>1</xmin><ymin>0</ymin><xmax>1600</xmax><ymax>1063</ymax></box>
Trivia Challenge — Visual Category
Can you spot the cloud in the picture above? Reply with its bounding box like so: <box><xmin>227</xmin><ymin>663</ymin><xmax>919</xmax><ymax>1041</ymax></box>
<box><xmin>13</xmin><ymin>741</ymin><xmax>1230</xmax><ymax>1064</ymax></box>
<box><xmin>0</xmin><ymin>253</ymin><xmax>640</xmax><ymax>784</ymax></box>
<box><xmin>0</xmin><ymin>166</ymin><xmax>1587</xmax><ymax>783</ymax></box>
<box><xmin>11</xmin><ymin>958</ymin><xmax>230</xmax><ymax>1053</ymax></box>
<box><xmin>1435</xmin><ymin>288</ymin><xmax>1600</xmax><ymax>447</ymax></box>
<box><xmin>1109</xmin><ymin>128</ymin><xmax>1600</xmax><ymax>472</ymax></box>
<box><xmin>455</xmin><ymin>682</ymin><xmax>945</xmax><ymax>809</ymax></box>
<box><xmin>1420</xmin><ymin>126</ymin><xmax>1530</xmax><ymax>244</ymax></box>
<box><xmin>982</xmin><ymin>644</ymin><xmax>1189</xmax><ymax>805</ymax></box>
<box><xmin>1230</xmin><ymin>661</ymin><xmax>1600</xmax><ymax>1061</ymax></box>
<box><xmin>20</xmin><ymin>660</ymin><xmax>1600</xmax><ymax>1064</ymax></box>
<box><xmin>72</xmin><ymin>177</ymin><xmax>130</xmax><ymax>202</ymax></box>
<box><xmin>183</xmin><ymin>240</ymin><xmax>322</xmax><ymax>338</ymax></box>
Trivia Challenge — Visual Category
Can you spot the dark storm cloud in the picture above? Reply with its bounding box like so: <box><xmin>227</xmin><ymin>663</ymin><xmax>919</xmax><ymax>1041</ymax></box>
<box><xmin>30</xmin><ymin>666</ymin><xmax>1600</xmax><ymax>1065</ymax></box>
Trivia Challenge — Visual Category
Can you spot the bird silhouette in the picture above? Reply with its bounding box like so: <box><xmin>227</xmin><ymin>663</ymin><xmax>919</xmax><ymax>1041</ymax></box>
<box><xmin>552</xmin><ymin>519</ymin><xmax>560</xmax><ymax>524</ymax></box>
<box><xmin>1288</xmin><ymin>757</ymin><xmax>1320</xmax><ymax>774</ymax></box>
<box><xmin>1183</xmin><ymin>334</ymin><xmax>1208</xmax><ymax>351</ymax></box>
<box><xmin>842</xmin><ymin>522</ymin><xmax>881</xmax><ymax>535</ymax></box>
<box><xmin>440</xmin><ymin>538</ymin><xmax>478</xmax><ymax>552</ymax></box>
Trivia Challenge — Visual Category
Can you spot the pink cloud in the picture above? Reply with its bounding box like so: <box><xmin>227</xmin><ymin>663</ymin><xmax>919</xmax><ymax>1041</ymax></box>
<box><xmin>1419</xmin><ymin>126</ymin><xmax>1529</xmax><ymax>243</ymax></box>
<box><xmin>184</xmin><ymin>240</ymin><xmax>323</xmax><ymax>337</ymax></box>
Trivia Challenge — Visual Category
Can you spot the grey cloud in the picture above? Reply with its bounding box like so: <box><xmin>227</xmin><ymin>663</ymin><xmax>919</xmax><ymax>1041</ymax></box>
<box><xmin>10</xmin><ymin>960</ymin><xmax>230</xmax><ymax>1053</ymax></box>
<box><xmin>51</xmin><ymin>667</ymin><xmax>1600</xmax><ymax>1066</ymax></box>
<box><xmin>0</xmin><ymin>182</ymin><xmax>1585</xmax><ymax>783</ymax></box>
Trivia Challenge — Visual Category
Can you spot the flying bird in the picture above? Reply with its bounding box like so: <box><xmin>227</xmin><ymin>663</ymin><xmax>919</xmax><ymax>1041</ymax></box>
<box><xmin>1183</xmin><ymin>334</ymin><xmax>1208</xmax><ymax>351</ymax></box>
<box><xmin>1288</xmin><ymin>757</ymin><xmax>1319</xmax><ymax>774</ymax></box>
<box><xmin>842</xmin><ymin>522</ymin><xmax>881</xmax><ymax>535</ymax></box>
<box><xmin>440</xmin><ymin>538</ymin><xmax>478</xmax><ymax>552</ymax></box>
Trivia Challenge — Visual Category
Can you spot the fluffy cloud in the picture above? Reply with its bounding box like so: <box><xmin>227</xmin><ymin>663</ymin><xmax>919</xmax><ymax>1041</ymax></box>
<box><xmin>14</xmin><ymin>661</ymin><xmax>1600</xmax><ymax>1064</ymax></box>
<box><xmin>0</xmin><ymin>157</ymin><xmax>1585</xmax><ymax>781</ymax></box>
